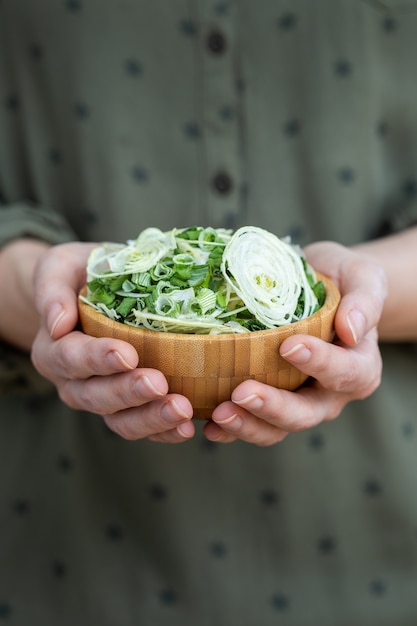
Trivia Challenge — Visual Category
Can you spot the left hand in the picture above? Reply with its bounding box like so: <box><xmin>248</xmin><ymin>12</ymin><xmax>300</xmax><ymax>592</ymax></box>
<box><xmin>204</xmin><ymin>241</ymin><xmax>387</xmax><ymax>446</ymax></box>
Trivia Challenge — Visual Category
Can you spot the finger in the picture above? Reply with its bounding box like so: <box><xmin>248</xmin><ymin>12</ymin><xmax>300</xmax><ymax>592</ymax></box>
<box><xmin>58</xmin><ymin>368</ymin><xmax>168</xmax><ymax>413</ymax></box>
<box><xmin>148</xmin><ymin>420</ymin><xmax>196</xmax><ymax>443</ymax></box>
<box><xmin>203</xmin><ymin>420</ymin><xmax>239</xmax><ymax>444</ymax></box>
<box><xmin>209</xmin><ymin>404</ymin><xmax>289</xmax><ymax>446</ymax></box>
<box><xmin>221</xmin><ymin>381</ymin><xmax>342</xmax><ymax>433</ymax></box>
<box><xmin>32</xmin><ymin>329</ymin><xmax>139</xmax><ymax>381</ymax></box>
<box><xmin>280</xmin><ymin>328</ymin><xmax>382</xmax><ymax>397</ymax></box>
<box><xmin>102</xmin><ymin>394</ymin><xmax>193</xmax><ymax>441</ymax></box>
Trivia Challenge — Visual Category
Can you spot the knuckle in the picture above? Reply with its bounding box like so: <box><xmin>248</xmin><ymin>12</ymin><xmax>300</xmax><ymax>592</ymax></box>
<box><xmin>74</xmin><ymin>384</ymin><xmax>99</xmax><ymax>412</ymax></box>
<box><xmin>354</xmin><ymin>350</ymin><xmax>383</xmax><ymax>399</ymax></box>
<box><xmin>103</xmin><ymin>414</ymin><xmax>139</xmax><ymax>441</ymax></box>
<box><xmin>56</xmin><ymin>336</ymin><xmax>99</xmax><ymax>375</ymax></box>
<box><xmin>57</xmin><ymin>382</ymin><xmax>80</xmax><ymax>410</ymax></box>
<box><xmin>98</xmin><ymin>378</ymin><xmax>130</xmax><ymax>410</ymax></box>
<box><xmin>355</xmin><ymin>366</ymin><xmax>382</xmax><ymax>400</ymax></box>
<box><xmin>332</xmin><ymin>367</ymin><xmax>357</xmax><ymax>393</ymax></box>
<box><xmin>288</xmin><ymin>413</ymin><xmax>320</xmax><ymax>432</ymax></box>
<box><xmin>309</xmin><ymin>356</ymin><xmax>329</xmax><ymax>379</ymax></box>
<box><xmin>324</xmin><ymin>401</ymin><xmax>345</xmax><ymax>422</ymax></box>
<box><xmin>53</xmin><ymin>339</ymin><xmax>74</xmax><ymax>373</ymax></box>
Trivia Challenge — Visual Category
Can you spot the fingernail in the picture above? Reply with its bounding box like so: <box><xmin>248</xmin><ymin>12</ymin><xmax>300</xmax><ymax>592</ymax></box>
<box><xmin>233</xmin><ymin>393</ymin><xmax>263</xmax><ymax>411</ymax></box>
<box><xmin>109</xmin><ymin>350</ymin><xmax>136</xmax><ymax>371</ymax></box>
<box><xmin>161</xmin><ymin>399</ymin><xmax>191</xmax><ymax>423</ymax></box>
<box><xmin>48</xmin><ymin>303</ymin><xmax>65</xmax><ymax>337</ymax></box>
<box><xmin>135</xmin><ymin>375</ymin><xmax>164</xmax><ymax>397</ymax></box>
<box><xmin>177</xmin><ymin>421</ymin><xmax>194</xmax><ymax>439</ymax></box>
<box><xmin>281</xmin><ymin>343</ymin><xmax>311</xmax><ymax>364</ymax></box>
<box><xmin>347</xmin><ymin>310</ymin><xmax>366</xmax><ymax>344</ymax></box>
<box><xmin>213</xmin><ymin>413</ymin><xmax>243</xmax><ymax>431</ymax></box>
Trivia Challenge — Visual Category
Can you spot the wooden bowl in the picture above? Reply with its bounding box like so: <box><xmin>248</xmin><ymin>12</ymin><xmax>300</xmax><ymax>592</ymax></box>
<box><xmin>78</xmin><ymin>273</ymin><xmax>340</xmax><ymax>419</ymax></box>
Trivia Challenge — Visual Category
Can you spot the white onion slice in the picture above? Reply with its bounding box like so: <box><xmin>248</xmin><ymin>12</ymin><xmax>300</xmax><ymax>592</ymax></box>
<box><xmin>220</xmin><ymin>226</ymin><xmax>318</xmax><ymax>328</ymax></box>
<box><xmin>87</xmin><ymin>233</ymin><xmax>174</xmax><ymax>278</ymax></box>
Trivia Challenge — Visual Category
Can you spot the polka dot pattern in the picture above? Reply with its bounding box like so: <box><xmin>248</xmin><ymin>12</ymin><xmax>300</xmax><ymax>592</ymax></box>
<box><xmin>1</xmin><ymin>2</ymin><xmax>417</xmax><ymax>624</ymax></box>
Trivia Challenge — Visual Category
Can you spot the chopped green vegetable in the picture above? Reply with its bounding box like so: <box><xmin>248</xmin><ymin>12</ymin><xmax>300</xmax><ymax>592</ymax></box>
<box><xmin>80</xmin><ymin>226</ymin><xmax>325</xmax><ymax>335</ymax></box>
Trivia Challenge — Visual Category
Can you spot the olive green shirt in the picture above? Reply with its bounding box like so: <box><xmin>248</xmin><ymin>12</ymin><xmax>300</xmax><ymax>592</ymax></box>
<box><xmin>1</xmin><ymin>1</ymin><xmax>417</xmax><ymax>624</ymax></box>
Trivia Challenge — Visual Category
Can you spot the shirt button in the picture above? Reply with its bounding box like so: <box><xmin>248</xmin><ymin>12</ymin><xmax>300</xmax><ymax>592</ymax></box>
<box><xmin>212</xmin><ymin>172</ymin><xmax>233</xmax><ymax>194</ymax></box>
<box><xmin>207</xmin><ymin>30</ymin><xmax>227</xmax><ymax>54</ymax></box>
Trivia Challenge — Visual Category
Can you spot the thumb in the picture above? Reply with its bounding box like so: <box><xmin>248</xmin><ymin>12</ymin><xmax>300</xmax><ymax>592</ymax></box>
<box><xmin>305</xmin><ymin>241</ymin><xmax>387</xmax><ymax>347</ymax></box>
<box><xmin>34</xmin><ymin>242</ymin><xmax>96</xmax><ymax>339</ymax></box>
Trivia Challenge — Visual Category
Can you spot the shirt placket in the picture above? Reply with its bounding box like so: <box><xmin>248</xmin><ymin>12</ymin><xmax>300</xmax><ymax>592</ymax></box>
<box><xmin>196</xmin><ymin>0</ymin><xmax>242</xmax><ymax>230</ymax></box>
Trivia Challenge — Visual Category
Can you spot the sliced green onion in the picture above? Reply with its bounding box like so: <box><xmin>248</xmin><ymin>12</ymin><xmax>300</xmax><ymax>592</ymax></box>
<box><xmin>84</xmin><ymin>225</ymin><xmax>324</xmax><ymax>334</ymax></box>
<box><xmin>173</xmin><ymin>253</ymin><xmax>195</xmax><ymax>278</ymax></box>
<box><xmin>150</xmin><ymin>262</ymin><xmax>174</xmax><ymax>281</ymax></box>
<box><xmin>132</xmin><ymin>272</ymin><xmax>152</xmax><ymax>287</ymax></box>
<box><xmin>154</xmin><ymin>295</ymin><xmax>180</xmax><ymax>317</ymax></box>
<box><xmin>194</xmin><ymin>288</ymin><xmax>216</xmax><ymax>315</ymax></box>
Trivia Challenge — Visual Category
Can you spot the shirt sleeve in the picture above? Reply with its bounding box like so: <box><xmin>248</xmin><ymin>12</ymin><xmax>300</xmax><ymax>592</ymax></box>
<box><xmin>0</xmin><ymin>201</ymin><xmax>78</xmax><ymax>248</ymax></box>
<box><xmin>374</xmin><ymin>198</ymin><xmax>417</xmax><ymax>239</ymax></box>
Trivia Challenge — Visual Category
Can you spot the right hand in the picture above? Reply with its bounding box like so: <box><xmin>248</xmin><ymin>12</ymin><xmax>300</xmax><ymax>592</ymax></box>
<box><xmin>31</xmin><ymin>242</ymin><xmax>195</xmax><ymax>443</ymax></box>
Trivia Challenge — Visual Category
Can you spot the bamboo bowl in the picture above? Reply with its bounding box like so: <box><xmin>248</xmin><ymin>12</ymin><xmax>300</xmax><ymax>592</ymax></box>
<box><xmin>78</xmin><ymin>273</ymin><xmax>340</xmax><ymax>419</ymax></box>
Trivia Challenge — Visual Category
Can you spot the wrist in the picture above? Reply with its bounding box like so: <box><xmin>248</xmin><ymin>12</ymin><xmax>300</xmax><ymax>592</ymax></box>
<box><xmin>0</xmin><ymin>238</ymin><xmax>51</xmax><ymax>351</ymax></box>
